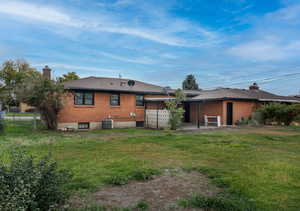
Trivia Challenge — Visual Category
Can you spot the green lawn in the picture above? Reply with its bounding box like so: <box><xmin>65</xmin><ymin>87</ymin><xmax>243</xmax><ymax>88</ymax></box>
<box><xmin>1</xmin><ymin>121</ymin><xmax>300</xmax><ymax>210</ymax></box>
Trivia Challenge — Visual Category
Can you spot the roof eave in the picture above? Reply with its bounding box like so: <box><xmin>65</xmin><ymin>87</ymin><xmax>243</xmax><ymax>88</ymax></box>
<box><xmin>258</xmin><ymin>99</ymin><xmax>300</xmax><ymax>103</ymax></box>
<box><xmin>186</xmin><ymin>97</ymin><xmax>258</xmax><ymax>102</ymax></box>
<box><xmin>65</xmin><ymin>87</ymin><xmax>165</xmax><ymax>95</ymax></box>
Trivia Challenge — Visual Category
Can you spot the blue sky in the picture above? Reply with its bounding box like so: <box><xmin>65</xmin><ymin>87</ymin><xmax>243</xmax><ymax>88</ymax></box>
<box><xmin>0</xmin><ymin>0</ymin><xmax>300</xmax><ymax>95</ymax></box>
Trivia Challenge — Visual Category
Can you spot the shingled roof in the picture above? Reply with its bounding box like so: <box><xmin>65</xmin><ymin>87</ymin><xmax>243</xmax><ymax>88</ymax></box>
<box><xmin>188</xmin><ymin>88</ymin><xmax>300</xmax><ymax>103</ymax></box>
<box><xmin>64</xmin><ymin>77</ymin><xmax>166</xmax><ymax>94</ymax></box>
<box><xmin>64</xmin><ymin>77</ymin><xmax>300</xmax><ymax>103</ymax></box>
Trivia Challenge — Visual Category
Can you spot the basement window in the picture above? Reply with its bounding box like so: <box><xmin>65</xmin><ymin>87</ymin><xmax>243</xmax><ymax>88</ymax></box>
<box><xmin>74</xmin><ymin>92</ymin><xmax>94</xmax><ymax>105</ymax></box>
<box><xmin>136</xmin><ymin>121</ymin><xmax>144</xmax><ymax>127</ymax></box>
<box><xmin>78</xmin><ymin>122</ymin><xmax>90</xmax><ymax>129</ymax></box>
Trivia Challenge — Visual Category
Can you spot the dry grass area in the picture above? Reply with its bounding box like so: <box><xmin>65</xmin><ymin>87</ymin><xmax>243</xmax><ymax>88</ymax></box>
<box><xmin>70</xmin><ymin>169</ymin><xmax>219</xmax><ymax>211</ymax></box>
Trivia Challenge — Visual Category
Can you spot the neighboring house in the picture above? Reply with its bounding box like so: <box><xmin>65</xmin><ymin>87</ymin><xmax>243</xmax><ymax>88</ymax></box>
<box><xmin>19</xmin><ymin>102</ymin><xmax>35</xmax><ymax>113</ymax></box>
<box><xmin>57</xmin><ymin>73</ymin><xmax>300</xmax><ymax>130</ymax></box>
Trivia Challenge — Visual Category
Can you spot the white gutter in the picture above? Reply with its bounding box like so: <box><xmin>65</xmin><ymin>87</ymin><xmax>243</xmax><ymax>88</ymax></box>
<box><xmin>259</xmin><ymin>99</ymin><xmax>300</xmax><ymax>103</ymax></box>
<box><xmin>144</xmin><ymin>97</ymin><xmax>175</xmax><ymax>102</ymax></box>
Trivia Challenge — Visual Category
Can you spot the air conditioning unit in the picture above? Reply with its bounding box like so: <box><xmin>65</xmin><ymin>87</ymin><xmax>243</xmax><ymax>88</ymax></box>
<box><xmin>102</xmin><ymin>119</ymin><xmax>114</xmax><ymax>129</ymax></box>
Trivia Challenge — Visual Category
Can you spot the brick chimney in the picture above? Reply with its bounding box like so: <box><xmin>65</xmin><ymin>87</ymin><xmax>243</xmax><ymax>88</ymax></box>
<box><xmin>249</xmin><ymin>82</ymin><xmax>259</xmax><ymax>90</ymax></box>
<box><xmin>42</xmin><ymin>65</ymin><xmax>51</xmax><ymax>80</ymax></box>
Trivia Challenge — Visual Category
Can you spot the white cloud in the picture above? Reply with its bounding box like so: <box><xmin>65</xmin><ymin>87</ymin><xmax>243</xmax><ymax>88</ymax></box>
<box><xmin>96</xmin><ymin>0</ymin><xmax>135</xmax><ymax>7</ymax></box>
<box><xmin>227</xmin><ymin>40</ymin><xmax>287</xmax><ymax>61</ymax></box>
<box><xmin>228</xmin><ymin>39</ymin><xmax>300</xmax><ymax>62</ymax></box>
<box><xmin>161</xmin><ymin>53</ymin><xmax>178</xmax><ymax>59</ymax></box>
<box><xmin>33</xmin><ymin>63</ymin><xmax>120</xmax><ymax>73</ymax></box>
<box><xmin>227</xmin><ymin>2</ymin><xmax>300</xmax><ymax>62</ymax></box>
<box><xmin>113</xmin><ymin>0</ymin><xmax>135</xmax><ymax>7</ymax></box>
<box><xmin>265</xmin><ymin>3</ymin><xmax>300</xmax><ymax>22</ymax></box>
<box><xmin>0</xmin><ymin>1</ymin><xmax>219</xmax><ymax>47</ymax></box>
<box><xmin>99</xmin><ymin>51</ymin><xmax>155</xmax><ymax>65</ymax></box>
<box><xmin>0</xmin><ymin>1</ymin><xmax>77</xmax><ymax>26</ymax></box>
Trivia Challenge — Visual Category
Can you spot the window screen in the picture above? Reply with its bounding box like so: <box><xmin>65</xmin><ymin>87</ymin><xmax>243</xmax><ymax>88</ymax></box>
<box><xmin>74</xmin><ymin>92</ymin><xmax>94</xmax><ymax>105</ymax></box>
<box><xmin>110</xmin><ymin>94</ymin><xmax>120</xmax><ymax>106</ymax></box>
<box><xmin>136</xmin><ymin>95</ymin><xmax>144</xmax><ymax>106</ymax></box>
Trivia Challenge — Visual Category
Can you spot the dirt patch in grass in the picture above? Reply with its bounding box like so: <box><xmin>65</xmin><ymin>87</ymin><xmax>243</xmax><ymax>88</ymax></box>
<box><xmin>70</xmin><ymin>169</ymin><xmax>219</xmax><ymax>210</ymax></box>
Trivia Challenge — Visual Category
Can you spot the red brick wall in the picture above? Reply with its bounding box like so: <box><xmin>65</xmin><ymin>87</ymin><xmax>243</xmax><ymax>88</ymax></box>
<box><xmin>222</xmin><ymin>100</ymin><xmax>260</xmax><ymax>125</ymax></box>
<box><xmin>189</xmin><ymin>100</ymin><xmax>261</xmax><ymax>125</ymax></box>
<box><xmin>190</xmin><ymin>101</ymin><xmax>223</xmax><ymax>124</ymax></box>
<box><xmin>58</xmin><ymin>91</ymin><xmax>167</xmax><ymax>123</ymax></box>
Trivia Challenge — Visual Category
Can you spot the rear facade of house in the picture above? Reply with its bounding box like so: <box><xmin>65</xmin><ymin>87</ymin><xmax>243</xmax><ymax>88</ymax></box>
<box><xmin>57</xmin><ymin>76</ymin><xmax>300</xmax><ymax>130</ymax></box>
<box><xmin>57</xmin><ymin>77</ymin><xmax>168</xmax><ymax>130</ymax></box>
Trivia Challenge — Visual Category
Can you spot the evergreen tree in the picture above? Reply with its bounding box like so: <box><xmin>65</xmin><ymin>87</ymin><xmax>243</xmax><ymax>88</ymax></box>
<box><xmin>182</xmin><ymin>74</ymin><xmax>199</xmax><ymax>90</ymax></box>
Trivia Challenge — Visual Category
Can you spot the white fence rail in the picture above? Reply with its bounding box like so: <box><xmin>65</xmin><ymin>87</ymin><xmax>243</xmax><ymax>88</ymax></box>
<box><xmin>204</xmin><ymin>115</ymin><xmax>221</xmax><ymax>127</ymax></box>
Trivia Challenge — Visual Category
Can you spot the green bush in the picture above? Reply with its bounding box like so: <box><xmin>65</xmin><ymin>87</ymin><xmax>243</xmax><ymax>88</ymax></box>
<box><xmin>0</xmin><ymin>151</ymin><xmax>72</xmax><ymax>210</ymax></box>
<box><xmin>236</xmin><ymin>117</ymin><xmax>260</xmax><ymax>126</ymax></box>
<box><xmin>165</xmin><ymin>89</ymin><xmax>185</xmax><ymax>130</ymax></box>
<box><xmin>294</xmin><ymin>114</ymin><xmax>300</xmax><ymax>122</ymax></box>
<box><xmin>257</xmin><ymin>103</ymin><xmax>300</xmax><ymax>126</ymax></box>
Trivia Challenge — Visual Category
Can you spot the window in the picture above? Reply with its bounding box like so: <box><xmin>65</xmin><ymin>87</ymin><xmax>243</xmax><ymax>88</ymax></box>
<box><xmin>74</xmin><ymin>92</ymin><xmax>94</xmax><ymax>105</ymax></box>
<box><xmin>136</xmin><ymin>95</ymin><xmax>144</xmax><ymax>106</ymax></box>
<box><xmin>136</xmin><ymin>121</ymin><xmax>144</xmax><ymax>127</ymax></box>
<box><xmin>78</xmin><ymin>122</ymin><xmax>90</xmax><ymax>129</ymax></box>
<box><xmin>110</xmin><ymin>94</ymin><xmax>120</xmax><ymax>106</ymax></box>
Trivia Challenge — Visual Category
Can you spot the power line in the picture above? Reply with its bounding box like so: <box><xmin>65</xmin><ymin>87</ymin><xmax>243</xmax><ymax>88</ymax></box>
<box><xmin>203</xmin><ymin>72</ymin><xmax>300</xmax><ymax>89</ymax></box>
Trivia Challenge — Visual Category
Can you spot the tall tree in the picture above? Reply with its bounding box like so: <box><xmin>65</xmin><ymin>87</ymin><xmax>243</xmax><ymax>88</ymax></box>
<box><xmin>17</xmin><ymin>73</ymin><xmax>65</xmax><ymax>130</ymax></box>
<box><xmin>182</xmin><ymin>74</ymin><xmax>199</xmax><ymax>90</ymax></box>
<box><xmin>58</xmin><ymin>72</ymin><xmax>79</xmax><ymax>83</ymax></box>
<box><xmin>0</xmin><ymin>59</ymin><xmax>39</xmax><ymax>107</ymax></box>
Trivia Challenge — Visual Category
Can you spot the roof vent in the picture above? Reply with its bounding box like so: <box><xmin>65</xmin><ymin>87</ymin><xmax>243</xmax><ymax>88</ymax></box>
<box><xmin>249</xmin><ymin>83</ymin><xmax>259</xmax><ymax>90</ymax></box>
<box><xmin>128</xmin><ymin>80</ymin><xmax>135</xmax><ymax>87</ymax></box>
<box><xmin>120</xmin><ymin>81</ymin><xmax>126</xmax><ymax>86</ymax></box>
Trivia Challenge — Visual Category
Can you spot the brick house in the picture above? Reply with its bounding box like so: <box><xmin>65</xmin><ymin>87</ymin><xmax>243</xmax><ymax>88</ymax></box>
<box><xmin>56</xmin><ymin>73</ymin><xmax>300</xmax><ymax>130</ymax></box>
<box><xmin>58</xmin><ymin>76</ymin><xmax>169</xmax><ymax>130</ymax></box>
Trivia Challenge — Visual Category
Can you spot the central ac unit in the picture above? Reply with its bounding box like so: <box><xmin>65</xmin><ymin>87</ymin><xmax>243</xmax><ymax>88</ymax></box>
<box><xmin>102</xmin><ymin>119</ymin><xmax>114</xmax><ymax>129</ymax></box>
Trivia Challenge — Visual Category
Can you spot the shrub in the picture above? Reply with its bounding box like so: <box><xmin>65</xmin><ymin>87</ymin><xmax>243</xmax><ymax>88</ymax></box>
<box><xmin>257</xmin><ymin>103</ymin><xmax>300</xmax><ymax>126</ymax></box>
<box><xmin>236</xmin><ymin>117</ymin><xmax>260</xmax><ymax>126</ymax></box>
<box><xmin>294</xmin><ymin>114</ymin><xmax>300</xmax><ymax>122</ymax></box>
<box><xmin>165</xmin><ymin>89</ymin><xmax>185</xmax><ymax>130</ymax></box>
<box><xmin>0</xmin><ymin>150</ymin><xmax>72</xmax><ymax>210</ymax></box>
